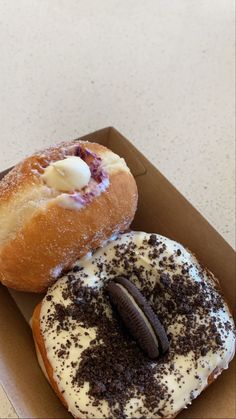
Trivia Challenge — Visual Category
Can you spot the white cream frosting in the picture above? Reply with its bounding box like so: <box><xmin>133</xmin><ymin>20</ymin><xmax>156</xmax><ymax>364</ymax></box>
<box><xmin>39</xmin><ymin>231</ymin><xmax>236</xmax><ymax>418</ymax></box>
<box><xmin>42</xmin><ymin>156</ymin><xmax>91</xmax><ymax>192</ymax></box>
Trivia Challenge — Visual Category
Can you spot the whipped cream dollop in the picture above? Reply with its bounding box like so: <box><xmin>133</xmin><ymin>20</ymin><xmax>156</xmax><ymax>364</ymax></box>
<box><xmin>42</xmin><ymin>156</ymin><xmax>91</xmax><ymax>192</ymax></box>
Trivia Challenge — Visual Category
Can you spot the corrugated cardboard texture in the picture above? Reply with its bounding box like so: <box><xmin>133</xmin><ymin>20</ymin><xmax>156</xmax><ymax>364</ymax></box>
<box><xmin>0</xmin><ymin>127</ymin><xmax>235</xmax><ymax>418</ymax></box>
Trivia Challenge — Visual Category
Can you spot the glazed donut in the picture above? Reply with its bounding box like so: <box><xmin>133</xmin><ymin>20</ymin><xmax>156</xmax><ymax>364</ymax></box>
<box><xmin>32</xmin><ymin>231</ymin><xmax>235</xmax><ymax>419</ymax></box>
<box><xmin>0</xmin><ymin>141</ymin><xmax>137</xmax><ymax>292</ymax></box>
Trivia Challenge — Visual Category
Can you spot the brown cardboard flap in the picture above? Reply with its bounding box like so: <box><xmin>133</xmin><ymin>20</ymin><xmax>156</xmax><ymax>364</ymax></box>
<box><xmin>8</xmin><ymin>289</ymin><xmax>42</xmax><ymax>323</ymax></box>
<box><xmin>107</xmin><ymin>128</ymin><xmax>146</xmax><ymax>177</ymax></box>
<box><xmin>0</xmin><ymin>167</ymin><xmax>13</xmax><ymax>180</ymax></box>
<box><xmin>0</xmin><ymin>285</ymin><xmax>70</xmax><ymax>418</ymax></box>
<box><xmin>79</xmin><ymin>126</ymin><xmax>110</xmax><ymax>146</ymax></box>
<box><xmin>107</xmin><ymin>128</ymin><xmax>235</xmax><ymax>316</ymax></box>
<box><xmin>0</xmin><ymin>127</ymin><xmax>235</xmax><ymax>419</ymax></box>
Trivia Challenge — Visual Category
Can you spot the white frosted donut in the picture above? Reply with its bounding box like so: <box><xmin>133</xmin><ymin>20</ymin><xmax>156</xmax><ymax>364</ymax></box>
<box><xmin>32</xmin><ymin>231</ymin><xmax>236</xmax><ymax>419</ymax></box>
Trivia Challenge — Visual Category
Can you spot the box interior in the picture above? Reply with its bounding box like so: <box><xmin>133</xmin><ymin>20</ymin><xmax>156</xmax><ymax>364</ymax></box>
<box><xmin>0</xmin><ymin>127</ymin><xmax>235</xmax><ymax>418</ymax></box>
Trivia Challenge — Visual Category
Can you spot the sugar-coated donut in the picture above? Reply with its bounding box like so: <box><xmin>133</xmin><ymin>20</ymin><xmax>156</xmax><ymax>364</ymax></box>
<box><xmin>0</xmin><ymin>141</ymin><xmax>138</xmax><ymax>292</ymax></box>
<box><xmin>32</xmin><ymin>231</ymin><xmax>235</xmax><ymax>419</ymax></box>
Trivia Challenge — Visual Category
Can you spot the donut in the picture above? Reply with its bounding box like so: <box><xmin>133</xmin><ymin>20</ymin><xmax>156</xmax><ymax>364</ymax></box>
<box><xmin>0</xmin><ymin>141</ymin><xmax>138</xmax><ymax>292</ymax></box>
<box><xmin>32</xmin><ymin>231</ymin><xmax>235</xmax><ymax>418</ymax></box>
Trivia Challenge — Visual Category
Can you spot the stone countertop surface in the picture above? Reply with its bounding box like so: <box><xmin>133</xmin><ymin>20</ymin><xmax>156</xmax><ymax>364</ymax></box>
<box><xmin>0</xmin><ymin>1</ymin><xmax>235</xmax><ymax>418</ymax></box>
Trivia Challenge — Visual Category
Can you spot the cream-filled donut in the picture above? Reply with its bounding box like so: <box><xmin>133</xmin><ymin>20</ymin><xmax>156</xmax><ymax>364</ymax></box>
<box><xmin>0</xmin><ymin>141</ymin><xmax>137</xmax><ymax>292</ymax></box>
<box><xmin>32</xmin><ymin>231</ymin><xmax>235</xmax><ymax>418</ymax></box>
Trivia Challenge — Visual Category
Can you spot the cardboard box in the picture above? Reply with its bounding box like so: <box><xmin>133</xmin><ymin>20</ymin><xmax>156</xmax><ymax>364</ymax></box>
<box><xmin>0</xmin><ymin>127</ymin><xmax>235</xmax><ymax>418</ymax></box>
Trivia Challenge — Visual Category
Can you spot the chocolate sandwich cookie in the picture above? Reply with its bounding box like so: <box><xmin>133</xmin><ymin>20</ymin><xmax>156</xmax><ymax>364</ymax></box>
<box><xmin>107</xmin><ymin>276</ymin><xmax>169</xmax><ymax>359</ymax></box>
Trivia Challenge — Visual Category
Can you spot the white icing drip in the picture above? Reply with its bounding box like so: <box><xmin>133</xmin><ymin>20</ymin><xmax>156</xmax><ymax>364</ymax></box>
<box><xmin>40</xmin><ymin>231</ymin><xmax>236</xmax><ymax>418</ymax></box>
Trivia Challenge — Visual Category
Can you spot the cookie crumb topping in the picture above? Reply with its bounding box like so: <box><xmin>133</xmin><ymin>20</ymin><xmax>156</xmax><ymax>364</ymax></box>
<box><xmin>40</xmin><ymin>232</ymin><xmax>235</xmax><ymax>418</ymax></box>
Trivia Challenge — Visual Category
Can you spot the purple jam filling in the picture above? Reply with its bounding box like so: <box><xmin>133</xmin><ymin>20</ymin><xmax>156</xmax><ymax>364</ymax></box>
<box><xmin>69</xmin><ymin>145</ymin><xmax>109</xmax><ymax>207</ymax></box>
<box><xmin>75</xmin><ymin>145</ymin><xmax>108</xmax><ymax>183</ymax></box>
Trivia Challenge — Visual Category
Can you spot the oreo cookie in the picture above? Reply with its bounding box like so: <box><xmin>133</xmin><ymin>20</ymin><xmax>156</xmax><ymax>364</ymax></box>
<box><xmin>107</xmin><ymin>276</ymin><xmax>169</xmax><ymax>359</ymax></box>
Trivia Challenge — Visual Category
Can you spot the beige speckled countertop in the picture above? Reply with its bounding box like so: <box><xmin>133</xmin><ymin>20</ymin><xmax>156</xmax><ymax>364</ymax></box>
<box><xmin>0</xmin><ymin>0</ymin><xmax>235</xmax><ymax>417</ymax></box>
